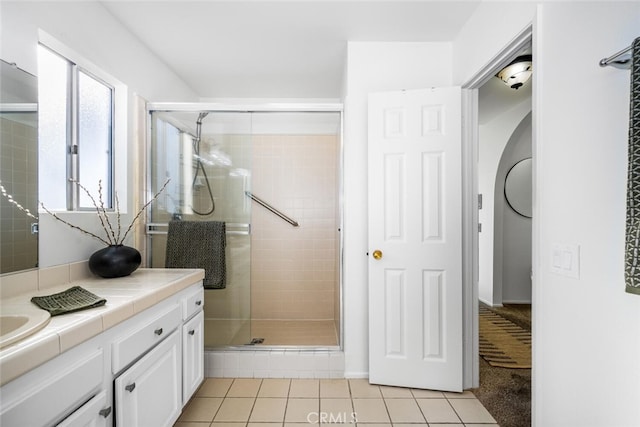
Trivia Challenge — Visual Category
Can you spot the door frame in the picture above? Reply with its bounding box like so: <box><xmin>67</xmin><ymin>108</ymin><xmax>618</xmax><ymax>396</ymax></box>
<box><xmin>460</xmin><ymin>25</ymin><xmax>533</xmax><ymax>388</ymax></box>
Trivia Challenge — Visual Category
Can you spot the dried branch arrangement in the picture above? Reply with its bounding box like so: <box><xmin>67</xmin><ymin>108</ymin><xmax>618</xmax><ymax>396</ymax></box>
<box><xmin>0</xmin><ymin>180</ymin><xmax>38</xmax><ymax>220</ymax></box>
<box><xmin>41</xmin><ymin>179</ymin><xmax>170</xmax><ymax>246</ymax></box>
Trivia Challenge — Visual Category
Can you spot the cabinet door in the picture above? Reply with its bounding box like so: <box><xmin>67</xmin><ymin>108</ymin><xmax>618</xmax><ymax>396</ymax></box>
<box><xmin>56</xmin><ymin>391</ymin><xmax>111</xmax><ymax>427</ymax></box>
<box><xmin>182</xmin><ymin>310</ymin><xmax>204</xmax><ymax>404</ymax></box>
<box><xmin>115</xmin><ymin>330</ymin><xmax>181</xmax><ymax>427</ymax></box>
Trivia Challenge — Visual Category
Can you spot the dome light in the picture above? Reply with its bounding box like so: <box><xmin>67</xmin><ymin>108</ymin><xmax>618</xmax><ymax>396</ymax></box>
<box><xmin>496</xmin><ymin>55</ymin><xmax>533</xmax><ymax>90</ymax></box>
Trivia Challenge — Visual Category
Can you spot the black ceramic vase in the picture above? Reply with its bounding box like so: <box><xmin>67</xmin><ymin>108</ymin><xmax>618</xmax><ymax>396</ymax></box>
<box><xmin>88</xmin><ymin>245</ymin><xmax>141</xmax><ymax>278</ymax></box>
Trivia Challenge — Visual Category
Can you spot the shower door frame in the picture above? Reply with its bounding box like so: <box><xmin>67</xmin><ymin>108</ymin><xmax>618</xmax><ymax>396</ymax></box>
<box><xmin>144</xmin><ymin>102</ymin><xmax>345</xmax><ymax>351</ymax></box>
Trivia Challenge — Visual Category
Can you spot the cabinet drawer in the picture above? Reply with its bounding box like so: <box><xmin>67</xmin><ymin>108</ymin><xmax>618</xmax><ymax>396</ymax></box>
<box><xmin>0</xmin><ymin>349</ymin><xmax>103</xmax><ymax>427</ymax></box>
<box><xmin>112</xmin><ymin>304</ymin><xmax>181</xmax><ymax>374</ymax></box>
<box><xmin>56</xmin><ymin>390</ymin><xmax>110</xmax><ymax>427</ymax></box>
<box><xmin>182</xmin><ymin>286</ymin><xmax>204</xmax><ymax>320</ymax></box>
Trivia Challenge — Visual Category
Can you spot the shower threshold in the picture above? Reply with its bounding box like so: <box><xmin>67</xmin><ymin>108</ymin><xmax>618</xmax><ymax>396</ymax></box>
<box><xmin>205</xmin><ymin>319</ymin><xmax>339</xmax><ymax>348</ymax></box>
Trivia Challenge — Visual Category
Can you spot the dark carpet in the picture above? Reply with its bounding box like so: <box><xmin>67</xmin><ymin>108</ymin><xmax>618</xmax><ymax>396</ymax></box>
<box><xmin>472</xmin><ymin>304</ymin><xmax>531</xmax><ymax>427</ymax></box>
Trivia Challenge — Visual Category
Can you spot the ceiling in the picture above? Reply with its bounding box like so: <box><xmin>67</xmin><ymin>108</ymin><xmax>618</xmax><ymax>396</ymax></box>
<box><xmin>100</xmin><ymin>0</ymin><xmax>482</xmax><ymax>99</ymax></box>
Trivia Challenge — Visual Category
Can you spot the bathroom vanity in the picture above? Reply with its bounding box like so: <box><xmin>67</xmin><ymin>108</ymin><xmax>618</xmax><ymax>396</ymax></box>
<box><xmin>0</xmin><ymin>268</ymin><xmax>205</xmax><ymax>427</ymax></box>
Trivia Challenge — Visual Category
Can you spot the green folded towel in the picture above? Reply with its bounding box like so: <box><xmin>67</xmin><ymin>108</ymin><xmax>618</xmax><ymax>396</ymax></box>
<box><xmin>625</xmin><ymin>37</ymin><xmax>640</xmax><ymax>295</ymax></box>
<box><xmin>31</xmin><ymin>286</ymin><xmax>106</xmax><ymax>316</ymax></box>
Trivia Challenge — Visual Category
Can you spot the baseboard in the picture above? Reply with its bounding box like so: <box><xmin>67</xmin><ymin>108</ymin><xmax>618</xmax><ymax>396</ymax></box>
<box><xmin>479</xmin><ymin>297</ymin><xmax>503</xmax><ymax>308</ymax></box>
<box><xmin>502</xmin><ymin>299</ymin><xmax>532</xmax><ymax>305</ymax></box>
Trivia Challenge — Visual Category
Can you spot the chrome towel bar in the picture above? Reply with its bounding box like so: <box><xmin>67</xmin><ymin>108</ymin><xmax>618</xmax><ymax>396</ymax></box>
<box><xmin>245</xmin><ymin>191</ymin><xmax>299</xmax><ymax>227</ymax></box>
<box><xmin>600</xmin><ymin>43</ymin><xmax>633</xmax><ymax>69</ymax></box>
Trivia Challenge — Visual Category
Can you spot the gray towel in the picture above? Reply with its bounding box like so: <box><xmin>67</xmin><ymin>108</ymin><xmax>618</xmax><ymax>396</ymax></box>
<box><xmin>165</xmin><ymin>220</ymin><xmax>226</xmax><ymax>289</ymax></box>
<box><xmin>625</xmin><ymin>37</ymin><xmax>640</xmax><ymax>295</ymax></box>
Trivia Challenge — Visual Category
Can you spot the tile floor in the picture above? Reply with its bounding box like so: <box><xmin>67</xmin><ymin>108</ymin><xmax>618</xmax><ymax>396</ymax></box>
<box><xmin>175</xmin><ymin>378</ymin><xmax>498</xmax><ymax>427</ymax></box>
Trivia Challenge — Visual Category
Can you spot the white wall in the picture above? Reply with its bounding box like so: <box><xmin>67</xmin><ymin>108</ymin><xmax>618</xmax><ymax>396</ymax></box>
<box><xmin>478</xmin><ymin>100</ymin><xmax>531</xmax><ymax>305</ymax></box>
<box><xmin>535</xmin><ymin>2</ymin><xmax>640</xmax><ymax>425</ymax></box>
<box><xmin>0</xmin><ymin>1</ymin><xmax>197</xmax><ymax>268</ymax></box>
<box><xmin>498</xmin><ymin>114</ymin><xmax>532</xmax><ymax>304</ymax></box>
<box><xmin>453</xmin><ymin>1</ymin><xmax>537</xmax><ymax>86</ymax></box>
<box><xmin>343</xmin><ymin>42</ymin><xmax>452</xmax><ymax>376</ymax></box>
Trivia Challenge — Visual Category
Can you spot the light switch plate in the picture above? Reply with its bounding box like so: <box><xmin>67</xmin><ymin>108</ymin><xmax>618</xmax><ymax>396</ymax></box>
<box><xmin>551</xmin><ymin>243</ymin><xmax>580</xmax><ymax>279</ymax></box>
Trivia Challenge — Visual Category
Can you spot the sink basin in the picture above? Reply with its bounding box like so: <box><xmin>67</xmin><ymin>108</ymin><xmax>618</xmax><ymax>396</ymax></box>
<box><xmin>1</xmin><ymin>316</ymin><xmax>30</xmax><ymax>335</ymax></box>
<box><xmin>0</xmin><ymin>307</ymin><xmax>51</xmax><ymax>349</ymax></box>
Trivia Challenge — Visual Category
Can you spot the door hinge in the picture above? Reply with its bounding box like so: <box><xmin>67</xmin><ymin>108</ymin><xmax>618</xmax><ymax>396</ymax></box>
<box><xmin>478</xmin><ymin>194</ymin><xmax>483</xmax><ymax>210</ymax></box>
<box><xmin>478</xmin><ymin>223</ymin><xmax>482</xmax><ymax>233</ymax></box>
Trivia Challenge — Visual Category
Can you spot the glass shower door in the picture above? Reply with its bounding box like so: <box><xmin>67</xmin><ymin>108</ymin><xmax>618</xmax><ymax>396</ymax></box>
<box><xmin>148</xmin><ymin>110</ymin><xmax>252</xmax><ymax>347</ymax></box>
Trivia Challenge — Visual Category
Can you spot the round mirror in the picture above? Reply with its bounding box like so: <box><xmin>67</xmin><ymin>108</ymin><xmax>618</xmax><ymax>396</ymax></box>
<box><xmin>504</xmin><ymin>157</ymin><xmax>532</xmax><ymax>218</ymax></box>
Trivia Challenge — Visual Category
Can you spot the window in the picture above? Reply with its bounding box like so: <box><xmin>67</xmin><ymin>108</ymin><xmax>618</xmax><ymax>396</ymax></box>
<box><xmin>38</xmin><ymin>43</ymin><xmax>114</xmax><ymax>210</ymax></box>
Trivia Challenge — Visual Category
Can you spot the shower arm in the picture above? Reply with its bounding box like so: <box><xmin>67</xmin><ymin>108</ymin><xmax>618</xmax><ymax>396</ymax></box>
<box><xmin>245</xmin><ymin>191</ymin><xmax>299</xmax><ymax>227</ymax></box>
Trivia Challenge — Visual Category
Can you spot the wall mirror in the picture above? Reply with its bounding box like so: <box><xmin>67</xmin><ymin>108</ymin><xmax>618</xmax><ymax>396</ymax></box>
<box><xmin>0</xmin><ymin>59</ymin><xmax>39</xmax><ymax>274</ymax></box>
<box><xmin>504</xmin><ymin>157</ymin><xmax>532</xmax><ymax>218</ymax></box>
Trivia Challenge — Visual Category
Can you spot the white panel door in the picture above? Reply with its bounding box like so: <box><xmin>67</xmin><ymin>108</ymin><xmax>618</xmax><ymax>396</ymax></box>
<box><xmin>368</xmin><ymin>87</ymin><xmax>463</xmax><ymax>392</ymax></box>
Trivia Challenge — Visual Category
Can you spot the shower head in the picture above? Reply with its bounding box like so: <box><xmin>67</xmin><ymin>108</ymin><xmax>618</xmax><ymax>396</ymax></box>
<box><xmin>197</xmin><ymin>112</ymin><xmax>209</xmax><ymax>125</ymax></box>
<box><xmin>194</xmin><ymin>112</ymin><xmax>209</xmax><ymax>149</ymax></box>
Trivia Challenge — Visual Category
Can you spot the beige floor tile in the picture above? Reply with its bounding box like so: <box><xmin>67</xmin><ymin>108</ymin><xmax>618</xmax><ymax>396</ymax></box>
<box><xmin>410</xmin><ymin>388</ymin><xmax>445</xmax><ymax>398</ymax></box>
<box><xmin>249</xmin><ymin>398</ymin><xmax>287</xmax><ymax>422</ymax></box>
<box><xmin>214</xmin><ymin>398</ymin><xmax>255</xmax><ymax>422</ymax></box>
<box><xmin>285</xmin><ymin>398</ymin><xmax>320</xmax><ymax>423</ymax></box>
<box><xmin>427</xmin><ymin>424</ymin><xmax>463</xmax><ymax>427</ymax></box>
<box><xmin>259</xmin><ymin>378</ymin><xmax>291</xmax><ymax>397</ymax></box>
<box><xmin>197</xmin><ymin>378</ymin><xmax>234</xmax><ymax>397</ymax></box>
<box><xmin>448</xmin><ymin>398</ymin><xmax>497</xmax><ymax>424</ymax></box>
<box><xmin>247</xmin><ymin>424</ymin><xmax>281</xmax><ymax>427</ymax></box>
<box><xmin>355</xmin><ymin>424</ymin><xmax>392</xmax><ymax>427</ymax></box>
<box><xmin>391</xmin><ymin>424</ymin><xmax>428</xmax><ymax>427</ymax></box>
<box><xmin>384</xmin><ymin>399</ymin><xmax>425</xmax><ymax>423</ymax></box>
<box><xmin>351</xmin><ymin>399</ymin><xmax>390</xmax><ymax>423</ymax></box>
<box><xmin>416</xmin><ymin>398</ymin><xmax>460</xmax><ymax>424</ymax></box>
<box><xmin>228</xmin><ymin>379</ymin><xmax>262</xmax><ymax>397</ymax></box>
<box><xmin>178</xmin><ymin>397</ymin><xmax>223</xmax><ymax>422</ymax></box>
<box><xmin>285</xmin><ymin>424</ymin><xmax>318</xmax><ymax>427</ymax></box>
<box><xmin>463</xmin><ymin>424</ymin><xmax>499</xmax><ymax>427</ymax></box>
<box><xmin>320</xmin><ymin>379</ymin><xmax>350</xmax><ymax>398</ymax></box>
<box><xmin>210</xmin><ymin>423</ymin><xmax>247</xmax><ymax>427</ymax></box>
<box><xmin>349</xmin><ymin>379</ymin><xmax>382</xmax><ymax>398</ymax></box>
<box><xmin>290</xmin><ymin>379</ymin><xmax>320</xmax><ymax>398</ymax></box>
<box><xmin>443</xmin><ymin>390</ymin><xmax>476</xmax><ymax>399</ymax></box>
<box><xmin>320</xmin><ymin>398</ymin><xmax>354</xmax><ymax>423</ymax></box>
<box><xmin>379</xmin><ymin>385</ymin><xmax>413</xmax><ymax>398</ymax></box>
<box><xmin>174</xmin><ymin>422</ymin><xmax>213</xmax><ymax>427</ymax></box>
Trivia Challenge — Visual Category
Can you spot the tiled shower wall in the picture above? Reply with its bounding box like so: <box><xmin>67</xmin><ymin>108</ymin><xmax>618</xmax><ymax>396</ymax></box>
<box><xmin>251</xmin><ymin>135</ymin><xmax>339</xmax><ymax>321</ymax></box>
<box><xmin>1</xmin><ymin>116</ymin><xmax>38</xmax><ymax>273</ymax></box>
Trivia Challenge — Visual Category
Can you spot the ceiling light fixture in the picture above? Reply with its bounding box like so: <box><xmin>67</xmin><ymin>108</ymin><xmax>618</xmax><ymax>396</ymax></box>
<box><xmin>496</xmin><ymin>54</ymin><xmax>533</xmax><ymax>90</ymax></box>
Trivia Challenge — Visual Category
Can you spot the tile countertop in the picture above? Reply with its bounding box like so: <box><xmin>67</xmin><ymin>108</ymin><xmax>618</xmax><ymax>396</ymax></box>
<box><xmin>0</xmin><ymin>268</ymin><xmax>205</xmax><ymax>387</ymax></box>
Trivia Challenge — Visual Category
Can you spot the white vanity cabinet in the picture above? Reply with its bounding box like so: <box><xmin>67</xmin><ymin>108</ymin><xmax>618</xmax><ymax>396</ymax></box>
<box><xmin>182</xmin><ymin>310</ymin><xmax>204</xmax><ymax>404</ymax></box>
<box><xmin>181</xmin><ymin>287</ymin><xmax>204</xmax><ymax>405</ymax></box>
<box><xmin>115</xmin><ymin>330</ymin><xmax>182</xmax><ymax>427</ymax></box>
<box><xmin>0</xmin><ymin>276</ymin><xmax>205</xmax><ymax>427</ymax></box>
<box><xmin>56</xmin><ymin>391</ymin><xmax>110</xmax><ymax>427</ymax></box>
<box><xmin>0</xmin><ymin>348</ymin><xmax>106</xmax><ymax>427</ymax></box>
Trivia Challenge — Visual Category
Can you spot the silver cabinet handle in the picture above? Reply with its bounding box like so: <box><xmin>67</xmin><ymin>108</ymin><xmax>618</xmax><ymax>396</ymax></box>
<box><xmin>125</xmin><ymin>383</ymin><xmax>136</xmax><ymax>392</ymax></box>
<box><xmin>188</xmin><ymin>330</ymin><xmax>195</xmax><ymax>336</ymax></box>
<box><xmin>99</xmin><ymin>407</ymin><xmax>112</xmax><ymax>418</ymax></box>
<box><xmin>195</xmin><ymin>300</ymin><xmax>202</xmax><ymax>306</ymax></box>
<box><xmin>154</xmin><ymin>328</ymin><xmax>163</xmax><ymax>336</ymax></box>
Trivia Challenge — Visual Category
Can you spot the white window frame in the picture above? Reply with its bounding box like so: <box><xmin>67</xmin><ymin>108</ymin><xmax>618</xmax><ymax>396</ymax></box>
<box><xmin>38</xmin><ymin>31</ymin><xmax>128</xmax><ymax>213</ymax></box>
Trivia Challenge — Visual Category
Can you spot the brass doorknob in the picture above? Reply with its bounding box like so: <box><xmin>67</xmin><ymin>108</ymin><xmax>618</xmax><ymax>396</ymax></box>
<box><xmin>372</xmin><ymin>250</ymin><xmax>383</xmax><ymax>260</ymax></box>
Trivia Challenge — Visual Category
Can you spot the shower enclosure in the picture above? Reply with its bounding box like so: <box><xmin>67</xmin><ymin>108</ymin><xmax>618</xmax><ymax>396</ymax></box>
<box><xmin>146</xmin><ymin>105</ymin><xmax>342</xmax><ymax>349</ymax></box>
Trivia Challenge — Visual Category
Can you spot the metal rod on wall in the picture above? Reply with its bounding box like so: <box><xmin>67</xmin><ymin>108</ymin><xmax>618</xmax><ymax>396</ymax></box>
<box><xmin>245</xmin><ymin>191</ymin><xmax>299</xmax><ymax>227</ymax></box>
<box><xmin>600</xmin><ymin>44</ymin><xmax>633</xmax><ymax>69</ymax></box>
